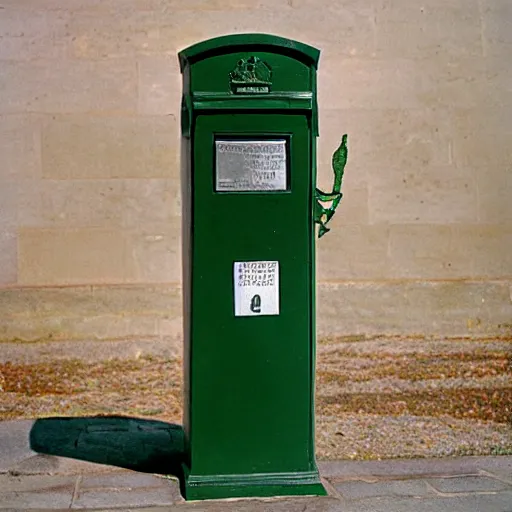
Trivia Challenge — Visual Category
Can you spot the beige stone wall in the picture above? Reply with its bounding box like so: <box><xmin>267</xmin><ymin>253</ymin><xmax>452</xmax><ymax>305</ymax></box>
<box><xmin>1</xmin><ymin>0</ymin><xmax>511</xmax><ymax>341</ymax></box>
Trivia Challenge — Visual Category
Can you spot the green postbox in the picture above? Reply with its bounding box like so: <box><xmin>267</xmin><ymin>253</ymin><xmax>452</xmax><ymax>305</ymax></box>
<box><xmin>178</xmin><ymin>33</ymin><xmax>346</xmax><ymax>501</ymax></box>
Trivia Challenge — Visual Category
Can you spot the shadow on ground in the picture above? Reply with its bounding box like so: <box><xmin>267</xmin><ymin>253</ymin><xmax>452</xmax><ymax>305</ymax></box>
<box><xmin>29</xmin><ymin>416</ymin><xmax>185</xmax><ymax>476</ymax></box>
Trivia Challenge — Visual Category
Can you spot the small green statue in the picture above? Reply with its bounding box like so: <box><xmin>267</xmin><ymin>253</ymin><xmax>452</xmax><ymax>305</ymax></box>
<box><xmin>314</xmin><ymin>134</ymin><xmax>348</xmax><ymax>238</ymax></box>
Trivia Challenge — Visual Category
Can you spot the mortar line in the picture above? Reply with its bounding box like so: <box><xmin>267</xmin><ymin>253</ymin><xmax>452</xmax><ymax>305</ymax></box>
<box><xmin>477</xmin><ymin>0</ymin><xmax>488</xmax><ymax>58</ymax></box>
<box><xmin>479</xmin><ymin>469</ymin><xmax>512</xmax><ymax>486</ymax></box>
<box><xmin>70</xmin><ymin>475</ymin><xmax>82</xmax><ymax>509</ymax></box>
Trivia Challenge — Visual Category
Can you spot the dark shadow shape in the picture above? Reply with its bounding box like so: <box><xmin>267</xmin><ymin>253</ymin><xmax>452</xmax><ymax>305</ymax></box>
<box><xmin>30</xmin><ymin>416</ymin><xmax>185</xmax><ymax>478</ymax></box>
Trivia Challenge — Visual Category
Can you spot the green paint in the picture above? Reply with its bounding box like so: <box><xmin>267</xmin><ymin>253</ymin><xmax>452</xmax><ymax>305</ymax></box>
<box><xmin>178</xmin><ymin>33</ymin><xmax>320</xmax><ymax>72</ymax></box>
<box><xmin>179</xmin><ymin>34</ymin><xmax>329</xmax><ymax>501</ymax></box>
<box><xmin>229</xmin><ymin>56</ymin><xmax>272</xmax><ymax>93</ymax></box>
<box><xmin>314</xmin><ymin>134</ymin><xmax>348</xmax><ymax>238</ymax></box>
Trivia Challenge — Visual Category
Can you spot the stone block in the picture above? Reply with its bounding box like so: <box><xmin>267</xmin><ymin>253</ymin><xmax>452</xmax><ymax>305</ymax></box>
<box><xmin>0</xmin><ymin>338</ymin><xmax>180</xmax><ymax>364</ymax></box>
<box><xmin>334</xmin><ymin>479</ymin><xmax>433</xmax><ymax>499</ymax></box>
<box><xmin>317</xmin><ymin>225</ymin><xmax>390</xmax><ymax>281</ymax></box>
<box><xmin>318</xmin><ymin>57</ymin><xmax>424</xmax><ymax>110</ymax></box>
<box><xmin>318</xmin><ymin>108</ymin><xmax>452</xmax><ymax>171</ymax></box>
<box><xmin>64</xmin><ymin>5</ymin><xmax>372</xmax><ymax>59</ymax></box>
<box><xmin>42</xmin><ymin>115</ymin><xmax>178</xmax><ymax>179</ymax></box>
<box><xmin>72</xmin><ymin>487</ymin><xmax>177</xmax><ymax>509</ymax></box>
<box><xmin>125</xmin><ymin>222</ymin><xmax>182</xmax><ymax>283</ymax></box>
<box><xmin>18</xmin><ymin>228</ymin><xmax>131</xmax><ymax>285</ymax></box>
<box><xmin>0</xmin><ymin>284</ymin><xmax>182</xmax><ymax>342</ymax></box>
<box><xmin>476</xmin><ymin>167</ymin><xmax>512</xmax><ymax>223</ymax></box>
<box><xmin>0</xmin><ymin>181</ymin><xmax>18</xmax><ymax>229</ymax></box>
<box><xmin>18</xmin><ymin>225</ymin><xmax>181</xmax><ymax>286</ymax></box>
<box><xmin>0</xmin><ymin>0</ymin><xmax>292</xmax><ymax>11</ymax></box>
<box><xmin>388</xmin><ymin>225</ymin><xmax>474</xmax><ymax>279</ymax></box>
<box><xmin>68</xmin><ymin>9</ymin><xmax>162</xmax><ymax>59</ymax></box>
<box><xmin>0</xmin><ymin>59</ymin><xmax>137</xmax><ymax>114</ymax></box>
<box><xmin>122</xmin><ymin>178</ymin><xmax>181</xmax><ymax>222</ymax></box>
<box><xmin>0</xmin><ymin>490</ymin><xmax>74</xmax><ymax>509</ymax></box>
<box><xmin>173</xmin><ymin>8</ymin><xmax>372</xmax><ymax>57</ymax></box>
<box><xmin>485</xmin><ymin>63</ymin><xmax>512</xmax><ymax>122</ymax></box>
<box><xmin>0</xmin><ymin>284</ymin><xmax>180</xmax><ymax>319</ymax></box>
<box><xmin>388</xmin><ymin>225</ymin><xmax>512</xmax><ymax>279</ymax></box>
<box><xmin>18</xmin><ymin>179</ymin><xmax>122</xmax><ymax>228</ymax></box>
<box><xmin>0</xmin><ymin>420</ymin><xmax>36</xmax><ymax>473</ymax></box>
<box><xmin>7</xmin><ymin>453</ymin><xmax>116</xmax><ymax>475</ymax></box>
<box><xmin>19</xmin><ymin>178</ymin><xmax>181</xmax><ymax>229</ymax></box>
<box><xmin>369</xmin><ymin>165</ymin><xmax>478</xmax><ymax>225</ymax></box>
<box><xmin>75</xmin><ymin>472</ymin><xmax>183</xmax><ymax>508</ymax></box>
<box><xmin>80</xmin><ymin>471</ymin><xmax>174</xmax><ymax>490</ymax></box>
<box><xmin>428</xmin><ymin>475</ymin><xmax>510</xmax><ymax>494</ymax></box>
<box><xmin>319</xmin><ymin>456</ymin><xmax>491</xmax><ymax>479</ymax></box>
<box><xmin>2</xmin><ymin>308</ymin><xmax>177</xmax><ymax>342</ymax></box>
<box><xmin>137</xmin><ymin>56</ymin><xmax>181</xmax><ymax>116</ymax></box>
<box><xmin>0</xmin><ymin>229</ymin><xmax>17</xmax><ymax>286</ymax></box>
<box><xmin>0</xmin><ymin>474</ymin><xmax>77</xmax><ymax>493</ymax></box>
<box><xmin>61</xmin><ymin>314</ymin><xmax>162</xmax><ymax>340</ymax></box>
<box><xmin>486</xmin><ymin>59</ymin><xmax>512</xmax><ymax>112</ymax></box>
<box><xmin>481</xmin><ymin>0</ymin><xmax>512</xmax><ymax>56</ymax></box>
<box><xmin>168</xmin><ymin>0</ymin><xmax>293</xmax><ymax>10</ymax></box>
<box><xmin>374</xmin><ymin>0</ymin><xmax>482</xmax><ymax>59</ymax></box>
<box><xmin>286</xmin><ymin>1</ymin><xmax>376</xmax><ymax>56</ymax></box>
<box><xmin>90</xmin><ymin>284</ymin><xmax>181</xmax><ymax>317</ymax></box>
<box><xmin>157</xmin><ymin>316</ymin><xmax>183</xmax><ymax>339</ymax></box>
<box><xmin>317</xmin><ymin>279</ymin><xmax>512</xmax><ymax>337</ymax></box>
<box><xmin>0</xmin><ymin>7</ymin><xmax>70</xmax><ymax>61</ymax></box>
<box><xmin>317</xmin><ymin>494</ymin><xmax>512</xmax><ymax>512</ymax></box>
<box><xmin>417</xmin><ymin>56</ymin><xmax>489</xmax><ymax>109</ymax></box>
<box><xmin>0</xmin><ymin>277</ymin><xmax>510</xmax><ymax>341</ymax></box>
<box><xmin>0</xmin><ymin>0</ymin><xmax>114</xmax><ymax>10</ymax></box>
<box><xmin>450</xmin><ymin>107</ymin><xmax>512</xmax><ymax>167</ymax></box>
<box><xmin>0</xmin><ymin>115</ymin><xmax>41</xmax><ymax>180</ymax></box>
<box><xmin>468</xmin><ymin>225</ymin><xmax>512</xmax><ymax>277</ymax></box>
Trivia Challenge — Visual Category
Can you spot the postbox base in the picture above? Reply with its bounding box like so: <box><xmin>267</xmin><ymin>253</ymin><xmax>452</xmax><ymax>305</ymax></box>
<box><xmin>182</xmin><ymin>465</ymin><xmax>327</xmax><ymax>501</ymax></box>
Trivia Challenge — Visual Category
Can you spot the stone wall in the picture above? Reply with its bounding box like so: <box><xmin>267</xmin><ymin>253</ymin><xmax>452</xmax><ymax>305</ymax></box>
<box><xmin>1</xmin><ymin>0</ymin><xmax>511</xmax><ymax>341</ymax></box>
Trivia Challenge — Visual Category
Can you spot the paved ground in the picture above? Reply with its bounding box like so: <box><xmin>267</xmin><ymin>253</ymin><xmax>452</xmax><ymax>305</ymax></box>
<box><xmin>1</xmin><ymin>419</ymin><xmax>511</xmax><ymax>511</ymax></box>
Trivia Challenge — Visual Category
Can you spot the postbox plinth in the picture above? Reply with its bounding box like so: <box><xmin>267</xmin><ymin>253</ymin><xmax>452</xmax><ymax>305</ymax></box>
<box><xmin>183</xmin><ymin>468</ymin><xmax>326</xmax><ymax>501</ymax></box>
<box><xmin>179</xmin><ymin>34</ymin><xmax>326</xmax><ymax>501</ymax></box>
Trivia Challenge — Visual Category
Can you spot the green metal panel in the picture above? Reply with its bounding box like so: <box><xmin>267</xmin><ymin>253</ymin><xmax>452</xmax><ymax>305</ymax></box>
<box><xmin>179</xmin><ymin>34</ymin><xmax>320</xmax><ymax>137</ymax></box>
<box><xmin>178</xmin><ymin>33</ymin><xmax>320</xmax><ymax>71</ymax></box>
<box><xmin>179</xmin><ymin>34</ymin><xmax>324</xmax><ymax>500</ymax></box>
<box><xmin>185</xmin><ymin>113</ymin><xmax>323</xmax><ymax>499</ymax></box>
<box><xmin>191</xmin><ymin>52</ymin><xmax>311</xmax><ymax>93</ymax></box>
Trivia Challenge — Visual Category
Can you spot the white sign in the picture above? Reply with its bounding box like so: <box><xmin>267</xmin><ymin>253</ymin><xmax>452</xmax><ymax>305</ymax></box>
<box><xmin>216</xmin><ymin>140</ymin><xmax>287</xmax><ymax>192</ymax></box>
<box><xmin>233</xmin><ymin>261</ymin><xmax>280</xmax><ymax>317</ymax></box>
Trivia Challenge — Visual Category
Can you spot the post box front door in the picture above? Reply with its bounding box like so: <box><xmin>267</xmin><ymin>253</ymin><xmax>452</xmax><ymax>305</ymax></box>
<box><xmin>189</xmin><ymin>113</ymin><xmax>315</xmax><ymax>476</ymax></box>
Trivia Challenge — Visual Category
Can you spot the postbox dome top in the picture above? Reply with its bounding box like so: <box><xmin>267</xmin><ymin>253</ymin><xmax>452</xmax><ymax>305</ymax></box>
<box><xmin>178</xmin><ymin>33</ymin><xmax>320</xmax><ymax>72</ymax></box>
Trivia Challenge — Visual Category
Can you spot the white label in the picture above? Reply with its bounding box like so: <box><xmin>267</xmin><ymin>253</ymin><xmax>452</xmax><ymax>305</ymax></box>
<box><xmin>233</xmin><ymin>261</ymin><xmax>279</xmax><ymax>317</ymax></box>
<box><xmin>216</xmin><ymin>140</ymin><xmax>287</xmax><ymax>192</ymax></box>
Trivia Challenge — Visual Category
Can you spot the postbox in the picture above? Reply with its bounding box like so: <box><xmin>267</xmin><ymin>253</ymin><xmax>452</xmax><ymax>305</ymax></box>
<box><xmin>178</xmin><ymin>33</ymin><xmax>346</xmax><ymax>501</ymax></box>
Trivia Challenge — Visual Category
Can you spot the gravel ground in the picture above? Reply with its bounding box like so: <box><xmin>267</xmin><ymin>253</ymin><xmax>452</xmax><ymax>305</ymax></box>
<box><xmin>319</xmin><ymin>375</ymin><xmax>512</xmax><ymax>394</ymax></box>
<box><xmin>1</xmin><ymin>336</ymin><xmax>511</xmax><ymax>460</ymax></box>
<box><xmin>316</xmin><ymin>414</ymin><xmax>512</xmax><ymax>460</ymax></box>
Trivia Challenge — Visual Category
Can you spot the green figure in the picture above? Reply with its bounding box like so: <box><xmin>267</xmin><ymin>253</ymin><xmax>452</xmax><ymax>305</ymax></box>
<box><xmin>314</xmin><ymin>134</ymin><xmax>348</xmax><ymax>238</ymax></box>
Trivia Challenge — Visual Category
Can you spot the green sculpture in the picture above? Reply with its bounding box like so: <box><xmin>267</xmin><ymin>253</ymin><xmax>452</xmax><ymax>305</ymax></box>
<box><xmin>314</xmin><ymin>134</ymin><xmax>348</xmax><ymax>238</ymax></box>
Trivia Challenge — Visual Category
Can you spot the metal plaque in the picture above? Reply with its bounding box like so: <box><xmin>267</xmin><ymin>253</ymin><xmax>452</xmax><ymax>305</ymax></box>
<box><xmin>234</xmin><ymin>261</ymin><xmax>279</xmax><ymax>317</ymax></box>
<box><xmin>216</xmin><ymin>140</ymin><xmax>287</xmax><ymax>192</ymax></box>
